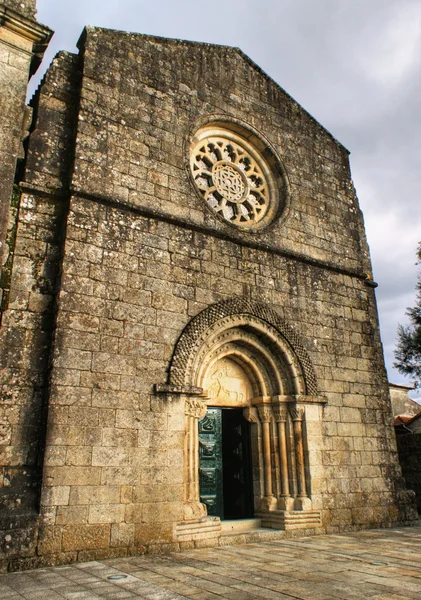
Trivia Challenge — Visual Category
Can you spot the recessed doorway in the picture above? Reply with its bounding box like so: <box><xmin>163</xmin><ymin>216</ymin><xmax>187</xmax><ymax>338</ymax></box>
<box><xmin>199</xmin><ymin>407</ymin><xmax>254</xmax><ymax>520</ymax></box>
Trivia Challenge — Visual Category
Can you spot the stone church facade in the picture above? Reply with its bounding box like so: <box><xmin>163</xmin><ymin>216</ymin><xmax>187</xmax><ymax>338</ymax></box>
<box><xmin>0</xmin><ymin>0</ymin><xmax>417</xmax><ymax>571</ymax></box>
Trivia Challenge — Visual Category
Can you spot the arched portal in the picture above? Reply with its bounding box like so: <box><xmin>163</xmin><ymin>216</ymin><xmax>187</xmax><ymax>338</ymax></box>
<box><xmin>158</xmin><ymin>298</ymin><xmax>327</xmax><ymax>531</ymax></box>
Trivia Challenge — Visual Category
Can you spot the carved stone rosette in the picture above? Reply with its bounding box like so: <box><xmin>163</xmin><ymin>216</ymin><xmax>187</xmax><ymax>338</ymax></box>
<box><xmin>189</xmin><ymin>126</ymin><xmax>285</xmax><ymax>231</ymax></box>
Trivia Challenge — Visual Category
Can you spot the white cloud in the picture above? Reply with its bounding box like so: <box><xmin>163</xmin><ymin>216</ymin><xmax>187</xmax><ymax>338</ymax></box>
<box><xmin>360</xmin><ymin>1</ymin><xmax>421</xmax><ymax>86</ymax></box>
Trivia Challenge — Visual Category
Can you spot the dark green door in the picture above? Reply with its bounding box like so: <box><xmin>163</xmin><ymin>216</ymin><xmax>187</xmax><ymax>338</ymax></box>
<box><xmin>198</xmin><ymin>408</ymin><xmax>223</xmax><ymax>517</ymax></box>
<box><xmin>199</xmin><ymin>408</ymin><xmax>253</xmax><ymax>520</ymax></box>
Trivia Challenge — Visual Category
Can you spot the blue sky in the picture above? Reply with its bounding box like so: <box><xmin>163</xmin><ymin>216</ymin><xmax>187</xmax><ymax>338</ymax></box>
<box><xmin>33</xmin><ymin>0</ymin><xmax>421</xmax><ymax>399</ymax></box>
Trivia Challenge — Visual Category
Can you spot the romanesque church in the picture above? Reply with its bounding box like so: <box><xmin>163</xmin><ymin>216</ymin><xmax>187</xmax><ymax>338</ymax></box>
<box><xmin>0</xmin><ymin>0</ymin><xmax>417</xmax><ymax>570</ymax></box>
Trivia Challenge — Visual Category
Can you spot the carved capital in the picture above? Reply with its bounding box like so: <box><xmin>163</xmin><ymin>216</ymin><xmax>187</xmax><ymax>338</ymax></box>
<box><xmin>272</xmin><ymin>405</ymin><xmax>288</xmax><ymax>423</ymax></box>
<box><xmin>185</xmin><ymin>397</ymin><xmax>207</xmax><ymax>419</ymax></box>
<box><xmin>289</xmin><ymin>406</ymin><xmax>305</xmax><ymax>422</ymax></box>
<box><xmin>257</xmin><ymin>405</ymin><xmax>273</xmax><ymax>423</ymax></box>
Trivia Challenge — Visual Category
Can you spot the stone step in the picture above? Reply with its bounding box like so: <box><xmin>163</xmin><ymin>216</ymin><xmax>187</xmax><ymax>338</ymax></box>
<box><xmin>220</xmin><ymin>527</ymin><xmax>287</xmax><ymax>546</ymax></box>
<box><xmin>220</xmin><ymin>518</ymin><xmax>262</xmax><ymax>533</ymax></box>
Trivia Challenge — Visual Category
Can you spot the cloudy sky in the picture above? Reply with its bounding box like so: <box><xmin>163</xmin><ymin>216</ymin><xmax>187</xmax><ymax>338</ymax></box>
<box><xmin>32</xmin><ymin>0</ymin><xmax>421</xmax><ymax>399</ymax></box>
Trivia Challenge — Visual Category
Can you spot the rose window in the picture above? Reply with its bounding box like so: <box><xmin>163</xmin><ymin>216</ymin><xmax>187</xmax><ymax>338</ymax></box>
<box><xmin>190</xmin><ymin>130</ymin><xmax>277</xmax><ymax>230</ymax></box>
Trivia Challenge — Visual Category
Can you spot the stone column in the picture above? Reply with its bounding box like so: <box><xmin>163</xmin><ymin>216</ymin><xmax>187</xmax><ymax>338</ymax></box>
<box><xmin>290</xmin><ymin>405</ymin><xmax>311</xmax><ymax>510</ymax></box>
<box><xmin>273</xmin><ymin>404</ymin><xmax>294</xmax><ymax>510</ymax></box>
<box><xmin>183</xmin><ymin>396</ymin><xmax>208</xmax><ymax>520</ymax></box>
<box><xmin>256</xmin><ymin>403</ymin><xmax>277</xmax><ymax>510</ymax></box>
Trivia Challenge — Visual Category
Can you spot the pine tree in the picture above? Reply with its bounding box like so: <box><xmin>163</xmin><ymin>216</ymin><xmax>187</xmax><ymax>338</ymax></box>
<box><xmin>394</xmin><ymin>243</ymin><xmax>421</xmax><ymax>387</ymax></box>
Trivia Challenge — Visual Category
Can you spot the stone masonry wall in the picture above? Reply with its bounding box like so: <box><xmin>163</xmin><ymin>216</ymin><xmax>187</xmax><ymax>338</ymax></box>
<box><xmin>0</xmin><ymin>0</ymin><xmax>51</xmax><ymax>267</ymax></box>
<box><xmin>0</xmin><ymin>51</ymin><xmax>80</xmax><ymax>566</ymax></box>
<box><xmin>0</xmin><ymin>4</ymin><xmax>33</xmax><ymax>268</ymax></box>
<box><xmin>40</xmin><ymin>194</ymin><xmax>409</xmax><ymax>561</ymax></box>
<box><xmin>396</xmin><ymin>434</ymin><xmax>421</xmax><ymax>513</ymax></box>
<box><xmin>0</xmin><ymin>26</ymin><xmax>416</xmax><ymax>569</ymax></box>
<box><xmin>72</xmin><ymin>28</ymin><xmax>371</xmax><ymax>276</ymax></box>
<box><xmin>2</xmin><ymin>1</ymin><xmax>36</xmax><ymax>20</ymax></box>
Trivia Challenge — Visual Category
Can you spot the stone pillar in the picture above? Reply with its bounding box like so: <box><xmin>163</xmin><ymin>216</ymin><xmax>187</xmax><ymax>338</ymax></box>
<box><xmin>183</xmin><ymin>396</ymin><xmax>208</xmax><ymax>521</ymax></box>
<box><xmin>0</xmin><ymin>2</ymin><xmax>52</xmax><ymax>268</ymax></box>
<box><xmin>273</xmin><ymin>403</ymin><xmax>294</xmax><ymax>510</ymax></box>
<box><xmin>255</xmin><ymin>400</ymin><xmax>277</xmax><ymax>511</ymax></box>
<box><xmin>290</xmin><ymin>405</ymin><xmax>311</xmax><ymax>510</ymax></box>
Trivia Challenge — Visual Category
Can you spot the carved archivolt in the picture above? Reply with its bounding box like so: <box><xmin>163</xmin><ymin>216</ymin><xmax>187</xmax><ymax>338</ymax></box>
<box><xmin>168</xmin><ymin>297</ymin><xmax>318</xmax><ymax>396</ymax></box>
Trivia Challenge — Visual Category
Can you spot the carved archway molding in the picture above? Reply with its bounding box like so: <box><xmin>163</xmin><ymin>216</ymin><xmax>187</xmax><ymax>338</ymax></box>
<box><xmin>161</xmin><ymin>297</ymin><xmax>319</xmax><ymax>395</ymax></box>
<box><xmin>155</xmin><ymin>299</ymin><xmax>327</xmax><ymax>537</ymax></box>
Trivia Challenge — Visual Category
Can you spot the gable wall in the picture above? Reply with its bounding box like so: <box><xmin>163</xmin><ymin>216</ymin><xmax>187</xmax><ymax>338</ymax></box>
<box><xmin>73</xmin><ymin>29</ymin><xmax>370</xmax><ymax>273</ymax></box>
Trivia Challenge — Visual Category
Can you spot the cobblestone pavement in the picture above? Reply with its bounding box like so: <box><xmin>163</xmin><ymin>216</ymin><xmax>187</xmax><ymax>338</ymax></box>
<box><xmin>1</xmin><ymin>525</ymin><xmax>420</xmax><ymax>599</ymax></box>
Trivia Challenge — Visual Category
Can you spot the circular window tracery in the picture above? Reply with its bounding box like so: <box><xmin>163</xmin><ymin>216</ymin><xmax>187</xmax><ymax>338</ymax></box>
<box><xmin>190</xmin><ymin>126</ymin><xmax>283</xmax><ymax>231</ymax></box>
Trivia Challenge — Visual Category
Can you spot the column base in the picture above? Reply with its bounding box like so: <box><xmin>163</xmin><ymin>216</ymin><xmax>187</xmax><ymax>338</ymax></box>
<box><xmin>294</xmin><ymin>496</ymin><xmax>312</xmax><ymax>511</ymax></box>
<box><xmin>277</xmin><ymin>496</ymin><xmax>295</xmax><ymax>510</ymax></box>
<box><xmin>182</xmin><ymin>501</ymin><xmax>207</xmax><ymax>521</ymax></box>
<box><xmin>256</xmin><ymin>510</ymin><xmax>322</xmax><ymax>530</ymax></box>
<box><xmin>259</xmin><ymin>496</ymin><xmax>277</xmax><ymax>511</ymax></box>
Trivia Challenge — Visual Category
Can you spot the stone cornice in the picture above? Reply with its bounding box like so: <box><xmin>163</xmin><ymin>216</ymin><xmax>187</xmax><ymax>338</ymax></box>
<box><xmin>19</xmin><ymin>182</ymin><xmax>379</xmax><ymax>288</ymax></box>
<box><xmin>0</xmin><ymin>6</ymin><xmax>52</xmax><ymax>73</ymax></box>
<box><xmin>0</xmin><ymin>6</ymin><xmax>52</xmax><ymax>45</ymax></box>
<box><xmin>70</xmin><ymin>188</ymin><xmax>377</xmax><ymax>287</ymax></box>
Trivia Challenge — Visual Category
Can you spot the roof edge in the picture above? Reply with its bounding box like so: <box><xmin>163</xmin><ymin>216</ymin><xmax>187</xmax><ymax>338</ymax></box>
<box><xmin>79</xmin><ymin>26</ymin><xmax>350</xmax><ymax>153</ymax></box>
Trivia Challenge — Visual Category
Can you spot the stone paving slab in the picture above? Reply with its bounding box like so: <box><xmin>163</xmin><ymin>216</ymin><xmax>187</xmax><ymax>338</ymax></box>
<box><xmin>0</xmin><ymin>525</ymin><xmax>420</xmax><ymax>599</ymax></box>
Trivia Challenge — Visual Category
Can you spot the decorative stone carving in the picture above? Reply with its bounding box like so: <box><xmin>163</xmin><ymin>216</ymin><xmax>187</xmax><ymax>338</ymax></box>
<box><xmin>189</xmin><ymin>122</ymin><xmax>288</xmax><ymax>230</ymax></box>
<box><xmin>272</xmin><ymin>405</ymin><xmax>288</xmax><ymax>422</ymax></box>
<box><xmin>289</xmin><ymin>406</ymin><xmax>305</xmax><ymax>422</ymax></box>
<box><xmin>185</xmin><ymin>397</ymin><xmax>207</xmax><ymax>419</ymax></box>
<box><xmin>243</xmin><ymin>407</ymin><xmax>259</xmax><ymax>423</ymax></box>
<box><xmin>167</xmin><ymin>298</ymin><xmax>318</xmax><ymax>396</ymax></box>
<box><xmin>190</xmin><ymin>131</ymin><xmax>272</xmax><ymax>228</ymax></box>
<box><xmin>204</xmin><ymin>357</ymin><xmax>251</xmax><ymax>407</ymax></box>
<box><xmin>166</xmin><ymin>299</ymin><xmax>320</xmax><ymax>527</ymax></box>
<box><xmin>257</xmin><ymin>405</ymin><xmax>273</xmax><ymax>423</ymax></box>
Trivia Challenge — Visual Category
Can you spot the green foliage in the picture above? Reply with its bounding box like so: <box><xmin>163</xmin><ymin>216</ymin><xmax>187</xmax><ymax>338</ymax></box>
<box><xmin>394</xmin><ymin>243</ymin><xmax>421</xmax><ymax>387</ymax></box>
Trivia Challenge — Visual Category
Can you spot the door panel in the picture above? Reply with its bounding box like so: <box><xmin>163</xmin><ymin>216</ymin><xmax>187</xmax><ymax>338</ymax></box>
<box><xmin>199</xmin><ymin>408</ymin><xmax>253</xmax><ymax>520</ymax></box>
<box><xmin>199</xmin><ymin>408</ymin><xmax>223</xmax><ymax>518</ymax></box>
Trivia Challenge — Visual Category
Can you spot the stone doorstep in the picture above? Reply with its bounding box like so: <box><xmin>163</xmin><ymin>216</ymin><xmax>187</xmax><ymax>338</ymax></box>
<box><xmin>218</xmin><ymin>512</ymin><xmax>325</xmax><ymax>546</ymax></box>
<box><xmin>220</xmin><ymin>518</ymin><xmax>314</xmax><ymax>545</ymax></box>
<box><xmin>220</xmin><ymin>518</ymin><xmax>262</xmax><ymax>533</ymax></box>
<box><xmin>175</xmin><ymin>512</ymin><xmax>324</xmax><ymax>545</ymax></box>
<box><xmin>219</xmin><ymin>526</ymin><xmax>288</xmax><ymax>546</ymax></box>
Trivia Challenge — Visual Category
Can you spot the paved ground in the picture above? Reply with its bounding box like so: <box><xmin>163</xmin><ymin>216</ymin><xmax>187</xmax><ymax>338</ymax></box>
<box><xmin>1</xmin><ymin>525</ymin><xmax>421</xmax><ymax>600</ymax></box>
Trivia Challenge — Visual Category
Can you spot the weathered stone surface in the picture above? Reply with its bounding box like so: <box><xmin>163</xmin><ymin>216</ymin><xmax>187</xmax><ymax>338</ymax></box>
<box><xmin>396</xmin><ymin>433</ymin><xmax>421</xmax><ymax>513</ymax></box>
<box><xmin>61</xmin><ymin>524</ymin><xmax>110</xmax><ymax>551</ymax></box>
<box><xmin>0</xmin><ymin>8</ymin><xmax>417</xmax><ymax>572</ymax></box>
<box><xmin>2</xmin><ymin>1</ymin><xmax>37</xmax><ymax>19</ymax></box>
<box><xmin>0</xmin><ymin>0</ymin><xmax>52</xmax><ymax>266</ymax></box>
